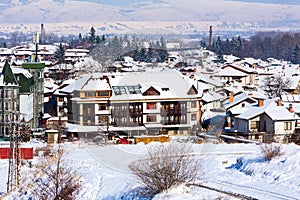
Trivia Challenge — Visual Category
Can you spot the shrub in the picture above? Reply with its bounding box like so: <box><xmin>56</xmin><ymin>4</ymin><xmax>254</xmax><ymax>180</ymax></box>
<box><xmin>129</xmin><ymin>143</ymin><xmax>199</xmax><ymax>196</ymax></box>
<box><xmin>30</xmin><ymin>145</ymin><xmax>82</xmax><ymax>200</ymax></box>
<box><xmin>260</xmin><ymin>143</ymin><xmax>284</xmax><ymax>161</ymax></box>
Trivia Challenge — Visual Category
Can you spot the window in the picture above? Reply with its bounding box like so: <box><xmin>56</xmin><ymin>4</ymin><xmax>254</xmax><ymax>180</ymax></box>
<box><xmin>98</xmin><ymin>103</ymin><xmax>108</xmax><ymax>110</ymax></box>
<box><xmin>191</xmin><ymin>113</ymin><xmax>197</xmax><ymax>121</ymax></box>
<box><xmin>143</xmin><ymin>87</ymin><xmax>160</xmax><ymax>96</ymax></box>
<box><xmin>127</xmin><ymin>85</ymin><xmax>141</xmax><ymax>94</ymax></box>
<box><xmin>284</xmin><ymin>122</ymin><xmax>292</xmax><ymax>130</ymax></box>
<box><xmin>146</xmin><ymin>115</ymin><xmax>157</xmax><ymax>122</ymax></box>
<box><xmin>59</xmin><ymin>97</ymin><xmax>64</xmax><ymax>102</ymax></box>
<box><xmin>97</xmin><ymin>91</ymin><xmax>110</xmax><ymax>97</ymax></box>
<box><xmin>191</xmin><ymin>101</ymin><xmax>197</xmax><ymax>108</ymax></box>
<box><xmin>112</xmin><ymin>86</ymin><xmax>126</xmax><ymax>95</ymax></box>
<box><xmin>85</xmin><ymin>91</ymin><xmax>95</xmax><ymax>97</ymax></box>
<box><xmin>98</xmin><ymin>115</ymin><xmax>109</xmax><ymax>124</ymax></box>
<box><xmin>250</xmin><ymin>121</ymin><xmax>259</xmax><ymax>129</ymax></box>
<box><xmin>146</xmin><ymin>102</ymin><xmax>157</xmax><ymax>110</ymax></box>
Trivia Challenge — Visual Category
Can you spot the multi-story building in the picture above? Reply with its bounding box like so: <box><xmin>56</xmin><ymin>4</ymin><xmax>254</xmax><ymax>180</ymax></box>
<box><xmin>22</xmin><ymin>63</ymin><xmax>45</xmax><ymax>128</ymax></box>
<box><xmin>67</xmin><ymin>68</ymin><xmax>202</xmax><ymax>138</ymax></box>
<box><xmin>0</xmin><ymin>61</ymin><xmax>20</xmax><ymax>137</ymax></box>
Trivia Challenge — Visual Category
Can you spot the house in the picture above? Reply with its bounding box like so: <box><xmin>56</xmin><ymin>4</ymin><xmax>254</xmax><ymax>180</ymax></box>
<box><xmin>44</xmin><ymin>78</ymin><xmax>60</xmax><ymax>117</ymax></box>
<box><xmin>221</xmin><ymin>64</ymin><xmax>258</xmax><ymax>86</ymax></box>
<box><xmin>214</xmin><ymin>68</ymin><xmax>247</xmax><ymax>85</ymax></box>
<box><xmin>234</xmin><ymin>98</ymin><xmax>300</xmax><ymax>143</ymax></box>
<box><xmin>222</xmin><ymin>91</ymin><xmax>262</xmax><ymax>130</ymax></box>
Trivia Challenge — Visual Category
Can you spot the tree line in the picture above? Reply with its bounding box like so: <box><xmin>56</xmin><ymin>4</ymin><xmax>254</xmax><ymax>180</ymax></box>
<box><xmin>207</xmin><ymin>31</ymin><xmax>300</xmax><ymax>64</ymax></box>
<box><xmin>89</xmin><ymin>28</ymin><xmax>168</xmax><ymax>65</ymax></box>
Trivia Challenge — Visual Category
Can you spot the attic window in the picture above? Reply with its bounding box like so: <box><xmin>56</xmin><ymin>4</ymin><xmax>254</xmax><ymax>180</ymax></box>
<box><xmin>162</xmin><ymin>88</ymin><xmax>169</xmax><ymax>91</ymax></box>
<box><xmin>112</xmin><ymin>86</ymin><xmax>126</xmax><ymax>95</ymax></box>
<box><xmin>127</xmin><ymin>85</ymin><xmax>142</xmax><ymax>94</ymax></box>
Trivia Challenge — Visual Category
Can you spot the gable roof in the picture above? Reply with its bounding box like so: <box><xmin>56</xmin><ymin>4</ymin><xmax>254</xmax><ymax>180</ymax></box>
<box><xmin>2</xmin><ymin>60</ymin><xmax>18</xmax><ymax>85</ymax></box>
<box><xmin>222</xmin><ymin>92</ymin><xmax>257</xmax><ymax>110</ymax></box>
<box><xmin>142</xmin><ymin>86</ymin><xmax>160</xmax><ymax>96</ymax></box>
<box><xmin>222</xmin><ymin>63</ymin><xmax>258</xmax><ymax>74</ymax></box>
<box><xmin>187</xmin><ymin>85</ymin><xmax>198</xmax><ymax>95</ymax></box>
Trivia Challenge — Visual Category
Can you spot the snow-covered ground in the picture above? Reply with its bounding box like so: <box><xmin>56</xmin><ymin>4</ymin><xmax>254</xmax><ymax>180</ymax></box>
<box><xmin>0</xmin><ymin>140</ymin><xmax>300</xmax><ymax>200</ymax></box>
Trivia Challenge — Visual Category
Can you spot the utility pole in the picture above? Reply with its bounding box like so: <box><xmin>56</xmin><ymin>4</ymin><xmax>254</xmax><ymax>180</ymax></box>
<box><xmin>34</xmin><ymin>32</ymin><xmax>39</xmax><ymax>62</ymax></box>
<box><xmin>7</xmin><ymin>111</ymin><xmax>21</xmax><ymax>192</ymax></box>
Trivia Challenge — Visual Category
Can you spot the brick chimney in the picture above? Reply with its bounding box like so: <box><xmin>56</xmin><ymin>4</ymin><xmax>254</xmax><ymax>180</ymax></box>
<box><xmin>229</xmin><ymin>92</ymin><xmax>234</xmax><ymax>103</ymax></box>
<box><xmin>258</xmin><ymin>99</ymin><xmax>264</xmax><ymax>107</ymax></box>
<box><xmin>289</xmin><ymin>104</ymin><xmax>293</xmax><ymax>113</ymax></box>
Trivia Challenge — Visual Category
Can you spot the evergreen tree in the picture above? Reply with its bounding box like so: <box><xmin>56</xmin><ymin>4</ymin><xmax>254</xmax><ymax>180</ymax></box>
<box><xmin>291</xmin><ymin>44</ymin><xmax>300</xmax><ymax>64</ymax></box>
<box><xmin>236</xmin><ymin>36</ymin><xmax>243</xmax><ymax>52</ymax></box>
<box><xmin>54</xmin><ymin>43</ymin><xmax>65</xmax><ymax>64</ymax></box>
<box><xmin>96</xmin><ymin>35</ymin><xmax>101</xmax><ymax>44</ymax></box>
<box><xmin>78</xmin><ymin>33</ymin><xmax>82</xmax><ymax>41</ymax></box>
<box><xmin>89</xmin><ymin>26</ymin><xmax>96</xmax><ymax>43</ymax></box>
<box><xmin>101</xmin><ymin>35</ymin><xmax>106</xmax><ymax>42</ymax></box>
<box><xmin>200</xmin><ymin>40</ymin><xmax>206</xmax><ymax>48</ymax></box>
<box><xmin>215</xmin><ymin>36</ymin><xmax>224</xmax><ymax>63</ymax></box>
<box><xmin>230</xmin><ymin>37</ymin><xmax>237</xmax><ymax>54</ymax></box>
<box><xmin>160</xmin><ymin>36</ymin><xmax>167</xmax><ymax>49</ymax></box>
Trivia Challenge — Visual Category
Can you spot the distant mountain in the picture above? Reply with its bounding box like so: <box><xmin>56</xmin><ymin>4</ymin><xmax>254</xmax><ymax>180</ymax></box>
<box><xmin>230</xmin><ymin>0</ymin><xmax>300</xmax><ymax>5</ymax></box>
<box><xmin>0</xmin><ymin>0</ymin><xmax>299</xmax><ymax>34</ymax></box>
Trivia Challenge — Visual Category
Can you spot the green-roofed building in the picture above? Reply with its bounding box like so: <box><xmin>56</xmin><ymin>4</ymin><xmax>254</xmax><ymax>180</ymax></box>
<box><xmin>22</xmin><ymin>62</ymin><xmax>45</xmax><ymax>128</ymax></box>
<box><xmin>0</xmin><ymin>61</ymin><xmax>19</xmax><ymax>137</ymax></box>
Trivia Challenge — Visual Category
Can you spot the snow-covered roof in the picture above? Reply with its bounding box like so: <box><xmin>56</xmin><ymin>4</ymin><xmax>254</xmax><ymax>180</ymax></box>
<box><xmin>236</xmin><ymin>99</ymin><xmax>300</xmax><ymax>121</ymax></box>
<box><xmin>202</xmin><ymin>91</ymin><xmax>224</xmax><ymax>103</ymax></box>
<box><xmin>222</xmin><ymin>92</ymin><xmax>257</xmax><ymax>110</ymax></box>
<box><xmin>11</xmin><ymin>68</ymin><xmax>32</xmax><ymax>79</ymax></box>
<box><xmin>222</xmin><ymin>63</ymin><xmax>257</xmax><ymax>74</ymax></box>
<box><xmin>109</xmin><ymin>68</ymin><xmax>199</xmax><ymax>100</ymax></box>
<box><xmin>195</xmin><ymin>73</ymin><xmax>223</xmax><ymax>87</ymax></box>
<box><xmin>81</xmin><ymin>78</ymin><xmax>111</xmax><ymax>91</ymax></box>
<box><xmin>60</xmin><ymin>74</ymin><xmax>91</xmax><ymax>94</ymax></box>
<box><xmin>216</xmin><ymin>68</ymin><xmax>247</xmax><ymax>77</ymax></box>
<box><xmin>44</xmin><ymin>78</ymin><xmax>59</xmax><ymax>93</ymax></box>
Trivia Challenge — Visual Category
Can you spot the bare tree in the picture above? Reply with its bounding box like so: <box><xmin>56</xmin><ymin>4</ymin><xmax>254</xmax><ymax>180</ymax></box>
<box><xmin>260</xmin><ymin>143</ymin><xmax>284</xmax><ymax>161</ymax></box>
<box><xmin>29</xmin><ymin>145</ymin><xmax>81</xmax><ymax>200</ymax></box>
<box><xmin>260</xmin><ymin>75</ymin><xmax>291</xmax><ymax>98</ymax></box>
<box><xmin>129</xmin><ymin>143</ymin><xmax>199</xmax><ymax>196</ymax></box>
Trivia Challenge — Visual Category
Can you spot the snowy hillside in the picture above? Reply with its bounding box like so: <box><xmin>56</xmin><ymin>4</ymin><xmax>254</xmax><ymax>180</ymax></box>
<box><xmin>1</xmin><ymin>141</ymin><xmax>299</xmax><ymax>199</ymax></box>
<box><xmin>0</xmin><ymin>0</ymin><xmax>300</xmax><ymax>35</ymax></box>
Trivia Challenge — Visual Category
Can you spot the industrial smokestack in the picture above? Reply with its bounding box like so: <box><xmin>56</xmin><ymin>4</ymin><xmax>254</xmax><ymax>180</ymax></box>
<box><xmin>209</xmin><ymin>25</ymin><xmax>213</xmax><ymax>47</ymax></box>
<box><xmin>40</xmin><ymin>23</ymin><xmax>45</xmax><ymax>45</ymax></box>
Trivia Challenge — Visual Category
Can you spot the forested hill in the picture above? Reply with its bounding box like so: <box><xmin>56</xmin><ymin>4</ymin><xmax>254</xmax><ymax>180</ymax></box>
<box><xmin>210</xmin><ymin>32</ymin><xmax>300</xmax><ymax>64</ymax></box>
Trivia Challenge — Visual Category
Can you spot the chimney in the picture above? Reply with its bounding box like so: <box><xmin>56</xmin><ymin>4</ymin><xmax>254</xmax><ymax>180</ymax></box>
<box><xmin>40</xmin><ymin>23</ymin><xmax>45</xmax><ymax>45</ymax></box>
<box><xmin>229</xmin><ymin>92</ymin><xmax>234</xmax><ymax>103</ymax></box>
<box><xmin>227</xmin><ymin>116</ymin><xmax>231</xmax><ymax>128</ymax></box>
<box><xmin>258</xmin><ymin>99</ymin><xmax>264</xmax><ymax>107</ymax></box>
<box><xmin>289</xmin><ymin>104</ymin><xmax>293</xmax><ymax>113</ymax></box>
<box><xmin>248</xmin><ymin>93</ymin><xmax>253</xmax><ymax>97</ymax></box>
<box><xmin>277</xmin><ymin>99</ymin><xmax>283</xmax><ymax>106</ymax></box>
<box><xmin>209</xmin><ymin>26</ymin><xmax>213</xmax><ymax>47</ymax></box>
